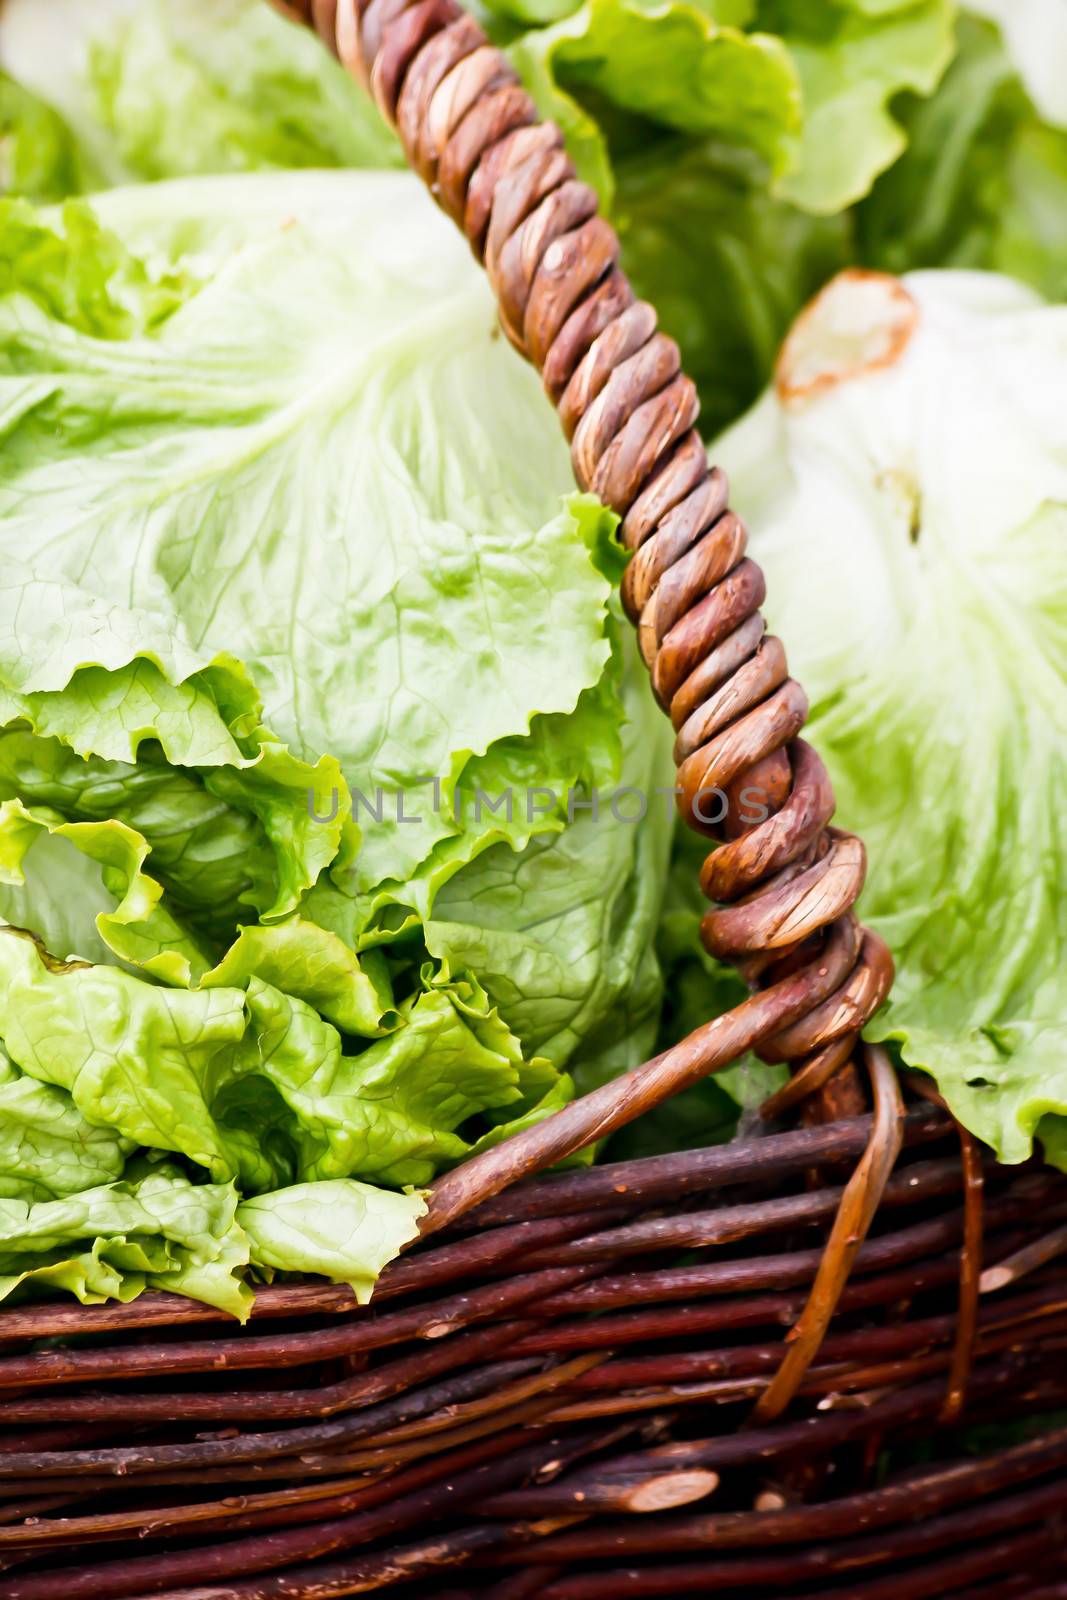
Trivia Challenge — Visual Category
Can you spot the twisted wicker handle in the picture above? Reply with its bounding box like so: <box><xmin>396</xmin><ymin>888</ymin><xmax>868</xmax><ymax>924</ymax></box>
<box><xmin>272</xmin><ymin>0</ymin><xmax>895</xmax><ymax>1215</ymax></box>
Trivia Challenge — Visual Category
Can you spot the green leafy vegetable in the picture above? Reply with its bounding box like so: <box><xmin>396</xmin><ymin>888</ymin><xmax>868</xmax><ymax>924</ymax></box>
<box><xmin>761</xmin><ymin>0</ymin><xmax>956</xmax><ymax>214</ymax></box>
<box><xmin>0</xmin><ymin>1162</ymin><xmax>424</xmax><ymax>1313</ymax></box>
<box><xmin>1</xmin><ymin>174</ymin><xmax>620</xmax><ymax>923</ymax></box>
<box><xmin>509</xmin><ymin>0</ymin><xmax>802</xmax><ymax>202</ymax></box>
<box><xmin>0</xmin><ymin>797</ymin><xmax>212</xmax><ymax>982</ymax></box>
<box><xmin>238</xmin><ymin>1179</ymin><xmax>425</xmax><ymax>1303</ymax></box>
<box><xmin>0</xmin><ymin>195</ymin><xmax>189</xmax><ymax>338</ymax></box>
<box><xmin>0</xmin><ymin>71</ymin><xmax>95</xmax><ymax>201</ymax></box>
<box><xmin>0</xmin><ymin>0</ymin><xmax>1060</xmax><ymax>1319</ymax></box>
<box><xmin>0</xmin><ymin>0</ymin><xmax>956</xmax><ymax>440</ymax></box>
<box><xmin>0</xmin><ymin>1049</ymin><xmax>131</xmax><ymax>1203</ymax></box>
<box><xmin>715</xmin><ymin>266</ymin><xmax>1067</xmax><ymax>1168</ymax></box>
<box><xmin>858</xmin><ymin>14</ymin><xmax>1067</xmax><ymax>302</ymax></box>
<box><xmin>0</xmin><ymin>902</ymin><xmax>573</xmax><ymax>1198</ymax></box>
<box><xmin>89</xmin><ymin>0</ymin><xmax>402</xmax><ymax>178</ymax></box>
<box><xmin>0</xmin><ymin>0</ymin><xmax>400</xmax><ymax>185</ymax></box>
<box><xmin>0</xmin><ymin>1165</ymin><xmax>251</xmax><ymax>1315</ymax></box>
<box><xmin>428</xmin><ymin>628</ymin><xmax>676</xmax><ymax>1091</ymax></box>
<box><xmin>0</xmin><ymin>171</ymin><xmax>671</xmax><ymax>1306</ymax></box>
<box><xmin>500</xmin><ymin>0</ymin><xmax>950</xmax><ymax>428</ymax></box>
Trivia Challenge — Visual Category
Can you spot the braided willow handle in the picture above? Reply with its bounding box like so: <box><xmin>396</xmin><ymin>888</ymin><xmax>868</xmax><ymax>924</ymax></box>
<box><xmin>273</xmin><ymin>0</ymin><xmax>895</xmax><ymax>1200</ymax></box>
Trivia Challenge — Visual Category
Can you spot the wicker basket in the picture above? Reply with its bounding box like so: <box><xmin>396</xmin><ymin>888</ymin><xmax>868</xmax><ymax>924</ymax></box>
<box><xmin>1</xmin><ymin>1</ymin><xmax>1065</xmax><ymax>1595</ymax></box>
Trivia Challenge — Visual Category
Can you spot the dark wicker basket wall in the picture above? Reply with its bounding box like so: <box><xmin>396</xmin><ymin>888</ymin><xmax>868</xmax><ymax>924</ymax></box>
<box><xmin>0</xmin><ymin>1</ymin><xmax>1064</xmax><ymax>1595</ymax></box>
<box><xmin>0</xmin><ymin>1117</ymin><xmax>1065</xmax><ymax>1597</ymax></box>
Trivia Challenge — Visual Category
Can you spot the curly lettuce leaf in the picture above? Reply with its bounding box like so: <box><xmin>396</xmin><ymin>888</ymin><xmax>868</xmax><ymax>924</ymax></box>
<box><xmin>0</xmin><ymin>797</ymin><xmax>210</xmax><ymax>982</ymax></box>
<box><xmin>215</xmin><ymin>971</ymin><xmax>565</xmax><ymax>1189</ymax></box>
<box><xmin>0</xmin><ymin>926</ymin><xmax>253</xmax><ymax>1182</ymax></box>
<box><xmin>0</xmin><ymin>923</ymin><xmax>567</xmax><ymax>1193</ymax></box>
<box><xmin>761</xmin><ymin>0</ymin><xmax>956</xmax><ymax>214</ymax></box>
<box><xmin>427</xmin><ymin>627</ymin><xmax>676</xmax><ymax>1089</ymax></box>
<box><xmin>0</xmin><ymin>1165</ymin><xmax>251</xmax><ymax>1316</ymax></box>
<box><xmin>0</xmin><ymin>1162</ymin><xmax>424</xmax><ymax>1315</ymax></box>
<box><xmin>0</xmin><ymin>662</ymin><xmax>352</xmax><ymax>934</ymax></box>
<box><xmin>503</xmin><ymin>0</ymin><xmax>953</xmax><ymax>214</ymax></box>
<box><xmin>510</xmin><ymin>0</ymin><xmax>802</xmax><ymax>198</ymax></box>
<box><xmin>299</xmin><ymin>497</ymin><xmax>626</xmax><ymax>947</ymax></box>
<box><xmin>0</xmin><ymin>1049</ymin><xmax>130</xmax><ymax>1203</ymax></box>
<box><xmin>204</xmin><ymin>920</ymin><xmax>397</xmax><ymax>1038</ymax></box>
<box><xmin>238</xmin><ymin>1179</ymin><xmax>425</xmax><ymax>1304</ymax></box>
<box><xmin>500</xmin><ymin>0</ymin><xmax>944</xmax><ymax>433</ymax></box>
<box><xmin>858</xmin><ymin>14</ymin><xmax>1067</xmax><ymax>302</ymax></box>
<box><xmin>2</xmin><ymin>0</ymin><xmax>955</xmax><ymax>446</ymax></box>
<box><xmin>0</xmin><ymin>729</ymin><xmax>286</xmax><ymax>943</ymax></box>
<box><xmin>0</xmin><ymin>195</ymin><xmax>190</xmax><ymax>342</ymax></box>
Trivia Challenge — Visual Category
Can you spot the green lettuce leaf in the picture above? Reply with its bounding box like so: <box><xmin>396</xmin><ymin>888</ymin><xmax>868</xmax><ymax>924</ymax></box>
<box><xmin>238</xmin><ymin>1179</ymin><xmax>425</xmax><ymax>1304</ymax></box>
<box><xmin>0</xmin><ymin>1156</ymin><xmax>426</xmax><ymax>1315</ymax></box>
<box><xmin>204</xmin><ymin>920</ymin><xmax>397</xmax><ymax>1037</ymax></box>
<box><xmin>1</xmin><ymin>0</ymin><xmax>956</xmax><ymax>447</ymax></box>
<box><xmin>215</xmin><ymin>970</ymin><xmax>567</xmax><ymax>1189</ymax></box>
<box><xmin>0</xmin><ymin>729</ymin><xmax>284</xmax><ymax>943</ymax></box>
<box><xmin>0</xmin><ymin>662</ymin><xmax>351</xmax><ymax>935</ymax></box>
<box><xmin>510</xmin><ymin>0</ymin><xmax>802</xmax><ymax>197</ymax></box>
<box><xmin>89</xmin><ymin>0</ymin><xmax>402</xmax><ymax>179</ymax></box>
<box><xmin>858</xmin><ymin>14</ymin><xmax>1067</xmax><ymax>302</ymax></box>
<box><xmin>0</xmin><ymin>1165</ymin><xmax>251</xmax><ymax>1316</ymax></box>
<box><xmin>0</xmin><ymin>1049</ymin><xmax>130</xmax><ymax>1203</ymax></box>
<box><xmin>503</xmin><ymin>0</ymin><xmax>953</xmax><ymax>215</ymax></box>
<box><xmin>0</xmin><ymin>195</ymin><xmax>190</xmax><ymax>341</ymax></box>
<box><xmin>498</xmin><ymin>0</ymin><xmax>849</xmax><ymax>432</ymax></box>
<box><xmin>501</xmin><ymin>0</ymin><xmax>947</xmax><ymax>433</ymax></box>
<box><xmin>0</xmin><ymin>796</ymin><xmax>210</xmax><ymax>982</ymax></box>
<box><xmin>0</xmin><ymin>71</ymin><xmax>95</xmax><ymax>201</ymax></box>
<box><xmin>0</xmin><ymin>178</ymin><xmax>616</xmax><ymax>915</ymax></box>
<box><xmin>0</xmin><ymin>925</ymin><xmax>255</xmax><ymax>1182</ymax></box>
<box><xmin>762</xmin><ymin>0</ymin><xmax>956</xmax><ymax>214</ymax></box>
<box><xmin>0</xmin><ymin>922</ymin><xmax>568</xmax><ymax>1193</ymax></box>
<box><xmin>427</xmin><ymin>626</ymin><xmax>676</xmax><ymax>1089</ymax></box>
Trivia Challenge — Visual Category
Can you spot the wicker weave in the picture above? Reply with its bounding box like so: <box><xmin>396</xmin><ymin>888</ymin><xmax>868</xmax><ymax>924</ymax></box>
<box><xmin>0</xmin><ymin>2</ymin><xmax>1065</xmax><ymax>1594</ymax></box>
<box><xmin>0</xmin><ymin>1117</ymin><xmax>1065</xmax><ymax>1595</ymax></box>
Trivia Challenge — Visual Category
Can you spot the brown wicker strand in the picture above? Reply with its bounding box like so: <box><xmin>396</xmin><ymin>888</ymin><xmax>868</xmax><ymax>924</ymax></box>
<box><xmin>749</xmin><ymin>1043</ymin><xmax>904</xmax><ymax>1422</ymax></box>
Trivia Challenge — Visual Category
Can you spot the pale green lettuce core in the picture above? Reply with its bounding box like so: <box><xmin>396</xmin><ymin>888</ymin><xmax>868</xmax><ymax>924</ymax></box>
<box><xmin>715</xmin><ymin>268</ymin><xmax>1067</xmax><ymax>1169</ymax></box>
<box><xmin>0</xmin><ymin>170</ymin><xmax>674</xmax><ymax>1309</ymax></box>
